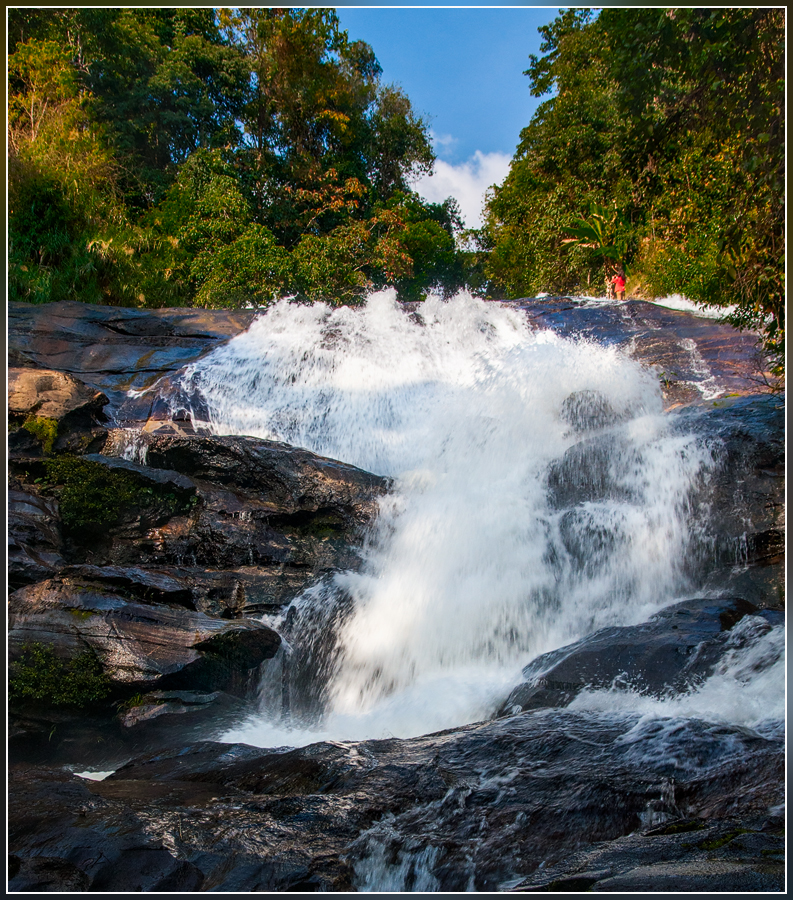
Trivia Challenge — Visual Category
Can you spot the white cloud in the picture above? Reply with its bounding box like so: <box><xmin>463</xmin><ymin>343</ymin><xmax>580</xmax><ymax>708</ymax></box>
<box><xmin>429</xmin><ymin>130</ymin><xmax>458</xmax><ymax>155</ymax></box>
<box><xmin>412</xmin><ymin>150</ymin><xmax>512</xmax><ymax>229</ymax></box>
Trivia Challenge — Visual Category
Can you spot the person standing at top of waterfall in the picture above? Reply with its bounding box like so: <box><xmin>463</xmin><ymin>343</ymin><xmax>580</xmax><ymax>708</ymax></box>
<box><xmin>611</xmin><ymin>269</ymin><xmax>626</xmax><ymax>301</ymax></box>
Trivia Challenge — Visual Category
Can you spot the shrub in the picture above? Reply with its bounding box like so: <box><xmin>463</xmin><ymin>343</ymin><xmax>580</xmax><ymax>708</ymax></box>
<box><xmin>9</xmin><ymin>642</ymin><xmax>111</xmax><ymax>708</ymax></box>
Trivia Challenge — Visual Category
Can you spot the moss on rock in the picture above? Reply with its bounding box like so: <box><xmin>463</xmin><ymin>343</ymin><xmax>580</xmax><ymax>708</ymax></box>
<box><xmin>40</xmin><ymin>454</ymin><xmax>187</xmax><ymax>533</ymax></box>
<box><xmin>22</xmin><ymin>415</ymin><xmax>58</xmax><ymax>454</ymax></box>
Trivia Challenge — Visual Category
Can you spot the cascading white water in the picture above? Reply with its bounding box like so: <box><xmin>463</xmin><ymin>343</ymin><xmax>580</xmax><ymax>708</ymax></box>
<box><xmin>178</xmin><ymin>289</ymin><xmax>722</xmax><ymax>744</ymax></box>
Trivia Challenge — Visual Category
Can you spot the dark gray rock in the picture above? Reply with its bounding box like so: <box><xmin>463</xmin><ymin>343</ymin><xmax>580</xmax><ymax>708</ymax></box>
<box><xmin>8</xmin><ymin>707</ymin><xmax>783</xmax><ymax>892</ymax></box>
<box><xmin>509</xmin><ymin>816</ymin><xmax>784</xmax><ymax>892</ymax></box>
<box><xmin>560</xmin><ymin>389</ymin><xmax>622</xmax><ymax>433</ymax></box>
<box><xmin>498</xmin><ymin>596</ymin><xmax>779</xmax><ymax>716</ymax></box>
<box><xmin>118</xmin><ymin>690</ymin><xmax>226</xmax><ymax>727</ymax></box>
<box><xmin>142</xmin><ymin>433</ymin><xmax>390</xmax><ymax>523</ymax></box>
<box><xmin>68</xmin><ymin>437</ymin><xmax>389</xmax><ymax>592</ymax></box>
<box><xmin>8</xmin><ymin>765</ymin><xmax>207</xmax><ymax>892</ymax></box>
<box><xmin>546</xmin><ymin>432</ymin><xmax>634</xmax><ymax>509</ymax></box>
<box><xmin>679</xmin><ymin>395</ymin><xmax>785</xmax><ymax>607</ymax></box>
<box><xmin>60</xmin><ymin>564</ymin><xmax>196</xmax><ymax>608</ymax></box>
<box><xmin>57</xmin><ymin>563</ymin><xmax>318</xmax><ymax>619</ymax></box>
<box><xmin>8</xmin><ymin>485</ymin><xmax>65</xmax><ymax>590</ymax></box>
<box><xmin>681</xmin><ymin>395</ymin><xmax>785</xmax><ymax>565</ymax></box>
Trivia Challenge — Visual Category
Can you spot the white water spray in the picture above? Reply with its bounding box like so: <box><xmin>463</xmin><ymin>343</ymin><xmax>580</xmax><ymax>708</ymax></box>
<box><xmin>181</xmin><ymin>290</ymin><xmax>718</xmax><ymax>743</ymax></box>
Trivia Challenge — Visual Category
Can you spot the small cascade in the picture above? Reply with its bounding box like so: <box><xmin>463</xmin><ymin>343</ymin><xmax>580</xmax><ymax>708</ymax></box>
<box><xmin>103</xmin><ymin>427</ymin><xmax>149</xmax><ymax>464</ymax></box>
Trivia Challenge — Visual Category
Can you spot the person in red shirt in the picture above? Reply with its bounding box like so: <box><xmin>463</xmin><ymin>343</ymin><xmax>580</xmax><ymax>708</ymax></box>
<box><xmin>611</xmin><ymin>270</ymin><xmax>626</xmax><ymax>301</ymax></box>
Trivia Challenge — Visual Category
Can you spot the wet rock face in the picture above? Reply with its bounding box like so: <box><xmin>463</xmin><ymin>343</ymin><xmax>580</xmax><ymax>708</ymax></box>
<box><xmin>683</xmin><ymin>396</ymin><xmax>785</xmax><ymax>565</ymax></box>
<box><xmin>9</xmin><ymin>436</ymin><xmax>385</xmax><ymax>613</ymax></box>
<box><xmin>8</xmin><ymin>485</ymin><xmax>65</xmax><ymax>590</ymax></box>
<box><xmin>498</xmin><ymin>597</ymin><xmax>781</xmax><ymax>716</ymax></box>
<box><xmin>8</xmin><ymin>575</ymin><xmax>281</xmax><ymax>695</ymax></box>
<box><xmin>677</xmin><ymin>396</ymin><xmax>785</xmax><ymax>608</ymax></box>
<box><xmin>8</xmin><ymin>300</ymin><xmax>257</xmax><ymax>419</ymax></box>
<box><xmin>8</xmin><ymin>711</ymin><xmax>783</xmax><ymax>892</ymax></box>
<box><xmin>512</xmin><ymin>297</ymin><xmax>775</xmax><ymax>405</ymax></box>
<box><xmin>546</xmin><ymin>393</ymin><xmax>784</xmax><ymax>607</ymax></box>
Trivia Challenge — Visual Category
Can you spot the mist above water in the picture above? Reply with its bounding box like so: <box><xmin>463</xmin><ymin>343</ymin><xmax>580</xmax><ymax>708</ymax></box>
<box><xmin>179</xmin><ymin>290</ymin><xmax>748</xmax><ymax>744</ymax></box>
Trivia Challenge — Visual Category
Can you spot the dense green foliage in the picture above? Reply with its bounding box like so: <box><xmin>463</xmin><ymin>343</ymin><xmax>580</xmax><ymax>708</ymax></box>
<box><xmin>8</xmin><ymin>8</ymin><xmax>784</xmax><ymax>369</ymax></box>
<box><xmin>9</xmin><ymin>8</ymin><xmax>476</xmax><ymax>307</ymax></box>
<box><xmin>482</xmin><ymin>8</ymin><xmax>784</xmax><ymax>370</ymax></box>
<box><xmin>9</xmin><ymin>643</ymin><xmax>111</xmax><ymax>708</ymax></box>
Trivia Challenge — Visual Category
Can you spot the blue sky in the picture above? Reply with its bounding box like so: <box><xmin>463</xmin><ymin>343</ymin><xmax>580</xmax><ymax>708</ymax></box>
<box><xmin>336</xmin><ymin>7</ymin><xmax>562</xmax><ymax>226</ymax></box>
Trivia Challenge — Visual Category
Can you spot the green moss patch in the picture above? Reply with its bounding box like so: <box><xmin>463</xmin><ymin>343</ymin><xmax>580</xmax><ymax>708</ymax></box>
<box><xmin>699</xmin><ymin>829</ymin><xmax>752</xmax><ymax>851</ymax></box>
<box><xmin>41</xmin><ymin>454</ymin><xmax>190</xmax><ymax>533</ymax></box>
<box><xmin>9</xmin><ymin>642</ymin><xmax>111</xmax><ymax>709</ymax></box>
<box><xmin>22</xmin><ymin>415</ymin><xmax>59</xmax><ymax>454</ymax></box>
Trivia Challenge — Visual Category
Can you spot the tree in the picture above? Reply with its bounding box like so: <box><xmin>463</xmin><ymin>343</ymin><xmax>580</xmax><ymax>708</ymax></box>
<box><xmin>8</xmin><ymin>34</ymin><xmax>139</xmax><ymax>306</ymax></box>
<box><xmin>482</xmin><ymin>7</ymin><xmax>784</xmax><ymax>369</ymax></box>
<box><xmin>8</xmin><ymin>8</ymin><xmax>473</xmax><ymax>309</ymax></box>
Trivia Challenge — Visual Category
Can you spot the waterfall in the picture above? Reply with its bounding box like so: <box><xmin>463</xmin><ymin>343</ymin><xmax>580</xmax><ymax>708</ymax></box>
<box><xmin>179</xmin><ymin>290</ymin><xmax>719</xmax><ymax>743</ymax></box>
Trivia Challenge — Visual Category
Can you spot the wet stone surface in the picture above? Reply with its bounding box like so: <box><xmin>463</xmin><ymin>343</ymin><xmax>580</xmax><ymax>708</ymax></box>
<box><xmin>7</xmin><ymin>298</ymin><xmax>785</xmax><ymax>893</ymax></box>
<box><xmin>8</xmin><ymin>710</ymin><xmax>784</xmax><ymax>891</ymax></box>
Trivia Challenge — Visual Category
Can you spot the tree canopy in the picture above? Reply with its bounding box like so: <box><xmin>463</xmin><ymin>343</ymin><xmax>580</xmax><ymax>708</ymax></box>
<box><xmin>8</xmin><ymin>7</ymin><xmax>478</xmax><ymax>309</ymax></box>
<box><xmin>7</xmin><ymin>7</ymin><xmax>784</xmax><ymax>371</ymax></box>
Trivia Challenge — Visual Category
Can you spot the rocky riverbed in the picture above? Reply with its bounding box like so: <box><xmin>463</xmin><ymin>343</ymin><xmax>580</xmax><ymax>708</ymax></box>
<box><xmin>7</xmin><ymin>295</ymin><xmax>784</xmax><ymax>892</ymax></box>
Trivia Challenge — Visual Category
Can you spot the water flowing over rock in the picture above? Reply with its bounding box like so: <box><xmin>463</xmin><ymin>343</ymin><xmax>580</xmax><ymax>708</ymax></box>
<box><xmin>498</xmin><ymin>597</ymin><xmax>781</xmax><ymax>716</ymax></box>
<box><xmin>7</xmin><ymin>292</ymin><xmax>784</xmax><ymax>892</ymax></box>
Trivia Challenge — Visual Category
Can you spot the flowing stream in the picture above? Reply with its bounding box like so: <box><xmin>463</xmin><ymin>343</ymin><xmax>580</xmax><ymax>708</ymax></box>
<box><xmin>176</xmin><ymin>290</ymin><xmax>782</xmax><ymax>748</ymax></box>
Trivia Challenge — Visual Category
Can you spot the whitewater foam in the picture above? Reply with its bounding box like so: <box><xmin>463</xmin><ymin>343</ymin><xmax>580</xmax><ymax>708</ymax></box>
<box><xmin>176</xmin><ymin>290</ymin><xmax>750</xmax><ymax>743</ymax></box>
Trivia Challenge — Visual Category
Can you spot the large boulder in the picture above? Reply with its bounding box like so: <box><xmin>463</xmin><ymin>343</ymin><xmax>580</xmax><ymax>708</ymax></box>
<box><xmin>8</xmin><ymin>366</ymin><xmax>108</xmax><ymax>421</ymax></box>
<box><xmin>8</xmin><ymin>766</ymin><xmax>206</xmax><ymax>892</ymax></box>
<box><xmin>72</xmin><ymin>436</ymin><xmax>390</xmax><ymax>607</ymax></box>
<box><xmin>8</xmin><ymin>574</ymin><xmax>281</xmax><ymax>695</ymax></box>
<box><xmin>497</xmin><ymin>597</ymin><xmax>782</xmax><ymax>716</ymax></box>
<box><xmin>142</xmin><ymin>433</ymin><xmax>390</xmax><ymax>523</ymax></box>
<box><xmin>8</xmin><ymin>367</ymin><xmax>109</xmax><ymax>457</ymax></box>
